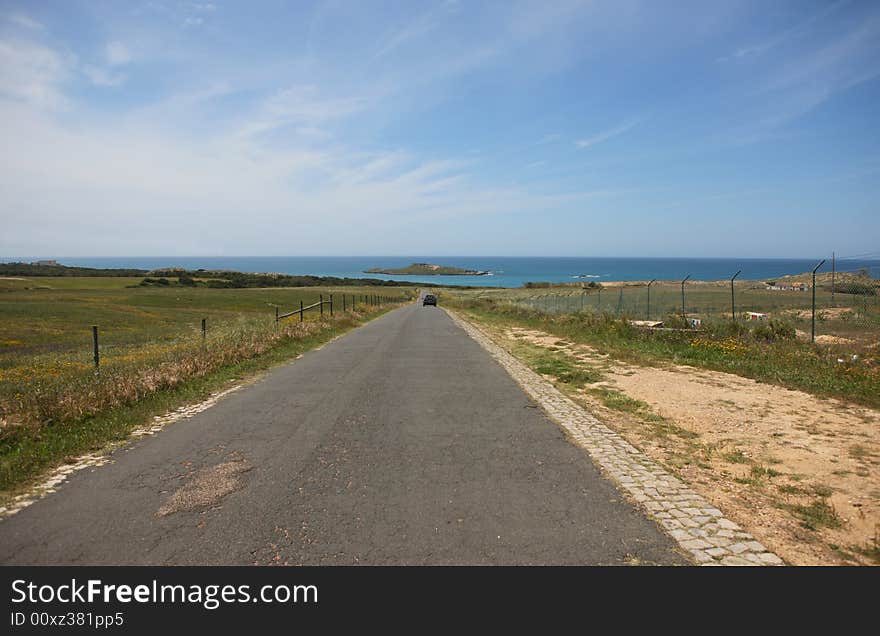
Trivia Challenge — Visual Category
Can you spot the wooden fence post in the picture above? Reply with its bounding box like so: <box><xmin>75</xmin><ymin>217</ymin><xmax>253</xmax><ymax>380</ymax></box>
<box><xmin>300</xmin><ymin>300</ymin><xmax>304</xmax><ymax>323</ymax></box>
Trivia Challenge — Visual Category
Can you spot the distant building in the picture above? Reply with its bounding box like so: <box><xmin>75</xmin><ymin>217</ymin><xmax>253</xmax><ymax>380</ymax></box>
<box><xmin>746</xmin><ymin>312</ymin><xmax>768</xmax><ymax>320</ymax></box>
<box><xmin>766</xmin><ymin>281</ymin><xmax>810</xmax><ymax>291</ymax></box>
<box><xmin>31</xmin><ymin>260</ymin><xmax>59</xmax><ymax>266</ymax></box>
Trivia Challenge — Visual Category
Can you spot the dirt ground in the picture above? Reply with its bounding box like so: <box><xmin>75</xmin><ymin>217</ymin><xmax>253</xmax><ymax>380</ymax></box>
<box><xmin>788</xmin><ymin>308</ymin><xmax>854</xmax><ymax>320</ymax></box>
<box><xmin>499</xmin><ymin>326</ymin><xmax>880</xmax><ymax>565</ymax></box>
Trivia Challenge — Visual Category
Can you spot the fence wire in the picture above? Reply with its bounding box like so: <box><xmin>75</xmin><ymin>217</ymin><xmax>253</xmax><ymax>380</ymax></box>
<box><xmin>508</xmin><ymin>278</ymin><xmax>880</xmax><ymax>345</ymax></box>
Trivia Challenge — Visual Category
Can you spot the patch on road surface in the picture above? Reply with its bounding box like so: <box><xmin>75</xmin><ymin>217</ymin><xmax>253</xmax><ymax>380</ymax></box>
<box><xmin>1</xmin><ymin>383</ymin><xmax>244</xmax><ymax>521</ymax></box>
<box><xmin>446</xmin><ymin>309</ymin><xmax>784</xmax><ymax>566</ymax></box>
<box><xmin>158</xmin><ymin>457</ymin><xmax>251</xmax><ymax>517</ymax></box>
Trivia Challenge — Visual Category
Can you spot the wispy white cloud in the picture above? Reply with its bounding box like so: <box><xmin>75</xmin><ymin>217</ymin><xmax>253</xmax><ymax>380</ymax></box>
<box><xmin>372</xmin><ymin>8</ymin><xmax>447</xmax><ymax>60</ymax></box>
<box><xmin>234</xmin><ymin>85</ymin><xmax>369</xmax><ymax>139</ymax></box>
<box><xmin>719</xmin><ymin>12</ymin><xmax>880</xmax><ymax>144</ymax></box>
<box><xmin>576</xmin><ymin>119</ymin><xmax>640</xmax><ymax>149</ymax></box>
<box><xmin>78</xmin><ymin>42</ymin><xmax>132</xmax><ymax>87</ymax></box>
<box><xmin>0</xmin><ymin>38</ymin><xmax>70</xmax><ymax>109</ymax></box>
<box><xmin>8</xmin><ymin>14</ymin><xmax>44</xmax><ymax>30</ymax></box>
<box><xmin>80</xmin><ymin>65</ymin><xmax>126</xmax><ymax>87</ymax></box>
<box><xmin>717</xmin><ymin>0</ymin><xmax>848</xmax><ymax>63</ymax></box>
<box><xmin>105</xmin><ymin>41</ymin><xmax>131</xmax><ymax>66</ymax></box>
<box><xmin>0</xmin><ymin>27</ymin><xmax>603</xmax><ymax>256</ymax></box>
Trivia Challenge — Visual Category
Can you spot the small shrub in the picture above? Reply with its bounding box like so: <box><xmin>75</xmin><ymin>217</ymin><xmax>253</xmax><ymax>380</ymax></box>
<box><xmin>752</xmin><ymin>319</ymin><xmax>795</xmax><ymax>341</ymax></box>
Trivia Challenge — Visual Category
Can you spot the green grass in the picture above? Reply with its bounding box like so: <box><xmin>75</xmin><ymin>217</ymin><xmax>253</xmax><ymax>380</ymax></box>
<box><xmin>778</xmin><ymin>484</ymin><xmax>807</xmax><ymax>495</ymax></box>
<box><xmin>852</xmin><ymin>541</ymin><xmax>880</xmax><ymax>564</ymax></box>
<box><xmin>0</xmin><ymin>278</ymin><xmax>411</xmax><ymax>363</ymax></box>
<box><xmin>849</xmin><ymin>444</ymin><xmax>873</xmax><ymax>460</ymax></box>
<box><xmin>447</xmin><ymin>298</ymin><xmax>880</xmax><ymax>409</ymax></box>
<box><xmin>455</xmin><ymin>280</ymin><xmax>880</xmax><ymax>344</ymax></box>
<box><xmin>752</xmin><ymin>465</ymin><xmax>782</xmax><ymax>479</ymax></box>
<box><xmin>532</xmin><ymin>354</ymin><xmax>603</xmax><ymax>385</ymax></box>
<box><xmin>721</xmin><ymin>449</ymin><xmax>749</xmax><ymax>464</ymax></box>
<box><xmin>781</xmin><ymin>499</ymin><xmax>844</xmax><ymax>531</ymax></box>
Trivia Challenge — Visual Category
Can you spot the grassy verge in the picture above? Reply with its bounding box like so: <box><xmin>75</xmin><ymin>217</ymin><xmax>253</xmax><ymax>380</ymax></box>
<box><xmin>447</xmin><ymin>297</ymin><xmax>880</xmax><ymax>409</ymax></box>
<box><xmin>0</xmin><ymin>303</ymin><xmax>404</xmax><ymax>497</ymax></box>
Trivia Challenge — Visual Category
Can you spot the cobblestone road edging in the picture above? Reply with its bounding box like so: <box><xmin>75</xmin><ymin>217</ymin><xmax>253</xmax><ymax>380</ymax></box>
<box><xmin>447</xmin><ymin>309</ymin><xmax>784</xmax><ymax>566</ymax></box>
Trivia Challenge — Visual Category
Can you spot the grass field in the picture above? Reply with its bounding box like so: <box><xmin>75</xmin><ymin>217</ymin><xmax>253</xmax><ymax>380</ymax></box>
<box><xmin>0</xmin><ymin>277</ymin><xmax>413</xmax><ymax>495</ymax></box>
<box><xmin>450</xmin><ymin>279</ymin><xmax>880</xmax><ymax>347</ymax></box>
<box><xmin>443</xmin><ymin>292</ymin><xmax>880</xmax><ymax>410</ymax></box>
<box><xmin>0</xmin><ymin>276</ymin><xmax>410</xmax><ymax>361</ymax></box>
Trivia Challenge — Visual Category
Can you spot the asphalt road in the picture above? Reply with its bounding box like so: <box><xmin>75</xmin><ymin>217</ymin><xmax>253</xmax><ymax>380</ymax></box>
<box><xmin>0</xmin><ymin>304</ymin><xmax>685</xmax><ymax>565</ymax></box>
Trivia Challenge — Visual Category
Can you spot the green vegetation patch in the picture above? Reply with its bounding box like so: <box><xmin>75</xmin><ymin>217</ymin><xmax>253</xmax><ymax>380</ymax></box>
<box><xmin>781</xmin><ymin>499</ymin><xmax>843</xmax><ymax>531</ymax></box>
<box><xmin>532</xmin><ymin>353</ymin><xmax>603</xmax><ymax>385</ymax></box>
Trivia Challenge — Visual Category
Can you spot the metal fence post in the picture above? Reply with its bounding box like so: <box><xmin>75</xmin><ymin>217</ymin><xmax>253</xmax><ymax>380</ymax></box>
<box><xmin>201</xmin><ymin>317</ymin><xmax>206</xmax><ymax>343</ymax></box>
<box><xmin>681</xmin><ymin>274</ymin><xmax>691</xmax><ymax>324</ymax></box>
<box><xmin>831</xmin><ymin>251</ymin><xmax>835</xmax><ymax>305</ymax></box>
<box><xmin>300</xmin><ymin>300</ymin><xmax>304</xmax><ymax>323</ymax></box>
<box><xmin>811</xmin><ymin>259</ymin><xmax>826</xmax><ymax>343</ymax></box>
<box><xmin>329</xmin><ymin>294</ymin><xmax>334</xmax><ymax>316</ymax></box>
<box><xmin>320</xmin><ymin>294</ymin><xmax>324</xmax><ymax>316</ymax></box>
<box><xmin>275</xmin><ymin>306</ymin><xmax>279</xmax><ymax>325</ymax></box>
<box><xmin>343</xmin><ymin>294</ymin><xmax>346</xmax><ymax>312</ymax></box>
<box><xmin>92</xmin><ymin>325</ymin><xmax>99</xmax><ymax>369</ymax></box>
<box><xmin>730</xmin><ymin>270</ymin><xmax>741</xmax><ymax>321</ymax></box>
<box><xmin>646</xmin><ymin>279</ymin><xmax>656</xmax><ymax>320</ymax></box>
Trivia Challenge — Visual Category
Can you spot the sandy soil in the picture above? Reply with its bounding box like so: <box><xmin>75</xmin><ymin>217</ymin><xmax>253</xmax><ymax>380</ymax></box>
<box><xmin>502</xmin><ymin>326</ymin><xmax>880</xmax><ymax>565</ymax></box>
<box><xmin>788</xmin><ymin>308</ymin><xmax>854</xmax><ymax>320</ymax></box>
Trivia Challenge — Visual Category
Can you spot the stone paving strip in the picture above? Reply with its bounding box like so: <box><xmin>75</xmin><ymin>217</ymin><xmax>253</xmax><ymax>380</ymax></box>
<box><xmin>447</xmin><ymin>309</ymin><xmax>784</xmax><ymax>566</ymax></box>
<box><xmin>0</xmin><ymin>383</ymin><xmax>243</xmax><ymax>520</ymax></box>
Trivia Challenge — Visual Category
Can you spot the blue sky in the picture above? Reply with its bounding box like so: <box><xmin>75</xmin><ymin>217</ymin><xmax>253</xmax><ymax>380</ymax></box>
<box><xmin>1</xmin><ymin>0</ymin><xmax>878</xmax><ymax>258</ymax></box>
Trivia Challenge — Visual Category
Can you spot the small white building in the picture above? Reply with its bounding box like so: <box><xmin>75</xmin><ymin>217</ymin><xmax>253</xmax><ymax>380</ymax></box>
<box><xmin>746</xmin><ymin>312</ymin><xmax>768</xmax><ymax>321</ymax></box>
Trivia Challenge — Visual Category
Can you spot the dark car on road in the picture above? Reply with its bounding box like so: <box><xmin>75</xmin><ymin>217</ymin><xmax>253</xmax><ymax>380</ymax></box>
<box><xmin>423</xmin><ymin>294</ymin><xmax>437</xmax><ymax>306</ymax></box>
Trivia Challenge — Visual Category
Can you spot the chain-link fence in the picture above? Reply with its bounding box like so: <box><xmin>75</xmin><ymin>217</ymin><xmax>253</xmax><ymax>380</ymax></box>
<box><xmin>508</xmin><ymin>274</ymin><xmax>880</xmax><ymax>346</ymax></box>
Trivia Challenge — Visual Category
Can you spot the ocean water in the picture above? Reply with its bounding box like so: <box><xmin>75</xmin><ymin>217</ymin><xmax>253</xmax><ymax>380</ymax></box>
<box><xmin>13</xmin><ymin>256</ymin><xmax>880</xmax><ymax>289</ymax></box>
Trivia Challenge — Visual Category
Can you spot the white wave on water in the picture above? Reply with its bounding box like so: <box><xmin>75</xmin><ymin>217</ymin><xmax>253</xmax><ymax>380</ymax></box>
<box><xmin>571</xmin><ymin>274</ymin><xmax>603</xmax><ymax>279</ymax></box>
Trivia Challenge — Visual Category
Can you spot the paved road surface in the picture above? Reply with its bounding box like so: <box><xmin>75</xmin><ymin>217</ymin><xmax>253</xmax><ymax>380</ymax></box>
<box><xmin>0</xmin><ymin>305</ymin><xmax>685</xmax><ymax>565</ymax></box>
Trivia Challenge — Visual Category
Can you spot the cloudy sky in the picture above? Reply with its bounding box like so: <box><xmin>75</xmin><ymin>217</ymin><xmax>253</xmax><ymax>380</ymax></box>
<box><xmin>1</xmin><ymin>0</ymin><xmax>878</xmax><ymax>257</ymax></box>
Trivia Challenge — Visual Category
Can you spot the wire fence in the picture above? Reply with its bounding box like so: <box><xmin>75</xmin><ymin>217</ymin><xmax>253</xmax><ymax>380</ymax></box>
<box><xmin>508</xmin><ymin>269</ymin><xmax>880</xmax><ymax>346</ymax></box>
<box><xmin>85</xmin><ymin>293</ymin><xmax>406</xmax><ymax>369</ymax></box>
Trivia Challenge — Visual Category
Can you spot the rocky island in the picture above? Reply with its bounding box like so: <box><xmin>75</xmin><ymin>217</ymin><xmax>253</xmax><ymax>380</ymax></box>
<box><xmin>365</xmin><ymin>263</ymin><xmax>490</xmax><ymax>276</ymax></box>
